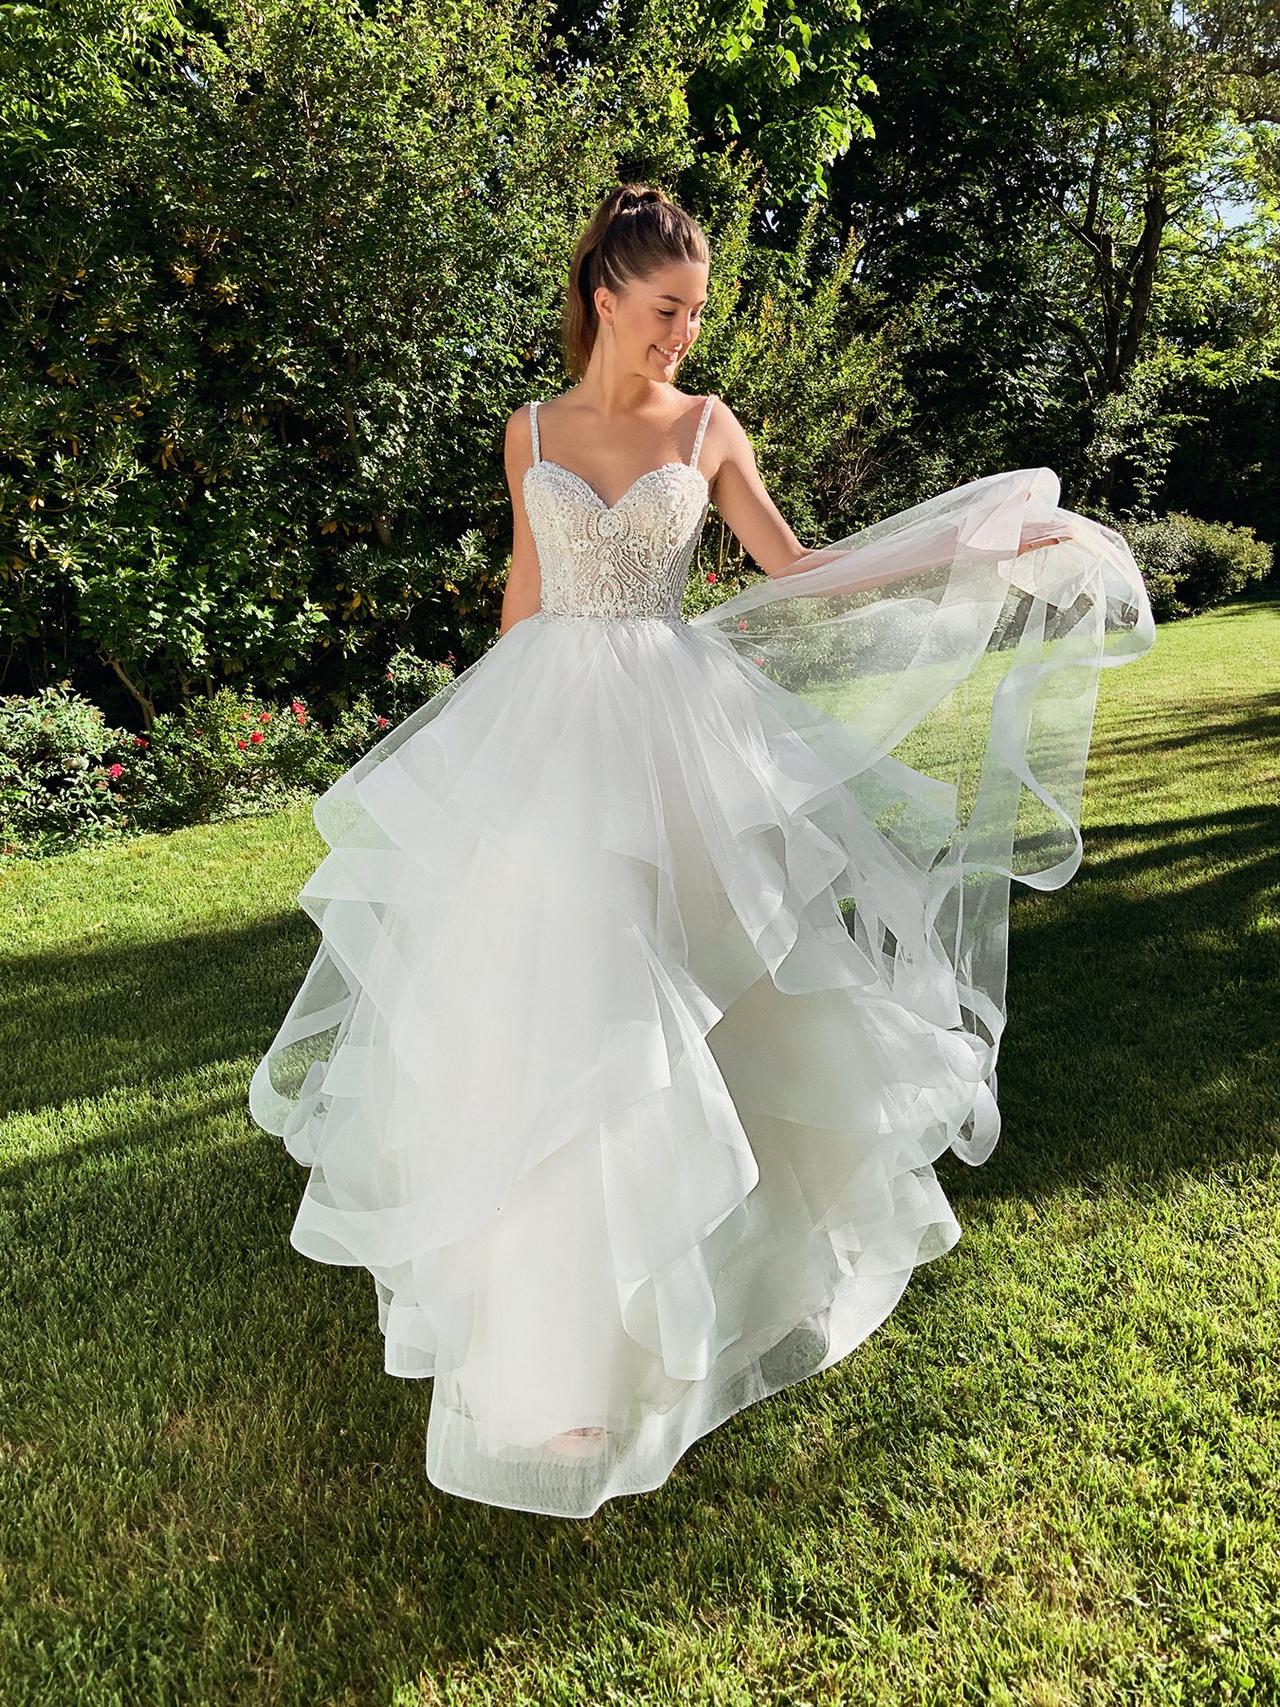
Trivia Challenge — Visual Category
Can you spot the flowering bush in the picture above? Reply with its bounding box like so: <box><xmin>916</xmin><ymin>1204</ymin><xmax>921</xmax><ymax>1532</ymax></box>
<box><xmin>679</xmin><ymin>551</ymin><xmax>756</xmax><ymax>621</ymax></box>
<box><xmin>381</xmin><ymin>646</ymin><xmax>458</xmax><ymax>725</ymax></box>
<box><xmin>0</xmin><ymin>685</ymin><xmax>131</xmax><ymax>855</ymax></box>
<box><xmin>120</xmin><ymin>688</ymin><xmax>336</xmax><ymax>831</ymax></box>
<box><xmin>0</xmin><ymin>647</ymin><xmax>459</xmax><ymax>857</ymax></box>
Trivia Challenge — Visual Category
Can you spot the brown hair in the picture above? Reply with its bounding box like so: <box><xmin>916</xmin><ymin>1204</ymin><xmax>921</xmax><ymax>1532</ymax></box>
<box><xmin>561</xmin><ymin>183</ymin><xmax>709</xmax><ymax>381</ymax></box>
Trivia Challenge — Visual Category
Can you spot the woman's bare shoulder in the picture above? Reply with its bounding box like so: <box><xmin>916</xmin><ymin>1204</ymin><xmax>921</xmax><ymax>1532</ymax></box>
<box><xmin>529</xmin><ymin>388</ymin><xmax>579</xmax><ymax>417</ymax></box>
<box><xmin>697</xmin><ymin>394</ymin><xmax>753</xmax><ymax>486</ymax></box>
<box><xmin>537</xmin><ymin>386</ymin><xmax>721</xmax><ymax>419</ymax></box>
<box><xmin>503</xmin><ymin>399</ymin><xmax>535</xmax><ymax>442</ymax></box>
<box><xmin>701</xmin><ymin>391</ymin><xmax>744</xmax><ymax>429</ymax></box>
<box><xmin>505</xmin><ymin>388</ymin><xmax>735</xmax><ymax>453</ymax></box>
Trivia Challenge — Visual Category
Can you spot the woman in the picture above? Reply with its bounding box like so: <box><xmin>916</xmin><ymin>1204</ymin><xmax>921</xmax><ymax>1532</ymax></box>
<box><xmin>250</xmin><ymin>183</ymin><xmax>1154</xmax><ymax>1518</ymax></box>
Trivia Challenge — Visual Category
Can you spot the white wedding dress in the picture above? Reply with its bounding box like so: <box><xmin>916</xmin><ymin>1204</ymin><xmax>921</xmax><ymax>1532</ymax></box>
<box><xmin>249</xmin><ymin>393</ymin><xmax>1154</xmax><ymax>1517</ymax></box>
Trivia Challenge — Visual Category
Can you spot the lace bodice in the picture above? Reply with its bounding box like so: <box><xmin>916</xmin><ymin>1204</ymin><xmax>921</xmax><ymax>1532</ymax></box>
<box><xmin>523</xmin><ymin>394</ymin><xmax>715</xmax><ymax>621</ymax></box>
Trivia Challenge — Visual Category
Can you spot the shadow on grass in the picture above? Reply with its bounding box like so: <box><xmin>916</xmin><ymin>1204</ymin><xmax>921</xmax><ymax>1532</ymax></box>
<box><xmin>1101</xmin><ymin>694</ymin><xmax>1280</xmax><ymax>758</ymax></box>
<box><xmin>0</xmin><ymin>907</ymin><xmax>317</xmax><ymax>1120</ymax></box>
<box><xmin>1200</xmin><ymin>586</ymin><xmax>1280</xmax><ymax>618</ymax></box>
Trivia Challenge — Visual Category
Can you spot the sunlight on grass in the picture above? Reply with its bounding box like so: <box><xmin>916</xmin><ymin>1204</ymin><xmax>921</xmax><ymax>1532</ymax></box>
<box><xmin>1</xmin><ymin>595</ymin><xmax>1276</xmax><ymax>1704</ymax></box>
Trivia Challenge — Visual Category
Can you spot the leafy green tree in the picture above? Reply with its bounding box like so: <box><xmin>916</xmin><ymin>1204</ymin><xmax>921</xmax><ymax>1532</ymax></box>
<box><xmin>1036</xmin><ymin>0</ymin><xmax>1280</xmax><ymax>504</ymax></box>
<box><xmin>549</xmin><ymin>0</ymin><xmax>877</xmax><ymax>213</ymax></box>
<box><xmin>0</xmin><ymin>0</ymin><xmax>692</xmax><ymax>722</ymax></box>
<box><xmin>826</xmin><ymin>0</ymin><xmax>1280</xmax><ymax>511</ymax></box>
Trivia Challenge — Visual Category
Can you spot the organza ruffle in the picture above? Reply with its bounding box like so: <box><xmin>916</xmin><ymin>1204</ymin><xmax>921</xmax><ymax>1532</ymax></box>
<box><xmin>690</xmin><ymin>466</ymin><xmax>1155</xmax><ymax>1163</ymax></box>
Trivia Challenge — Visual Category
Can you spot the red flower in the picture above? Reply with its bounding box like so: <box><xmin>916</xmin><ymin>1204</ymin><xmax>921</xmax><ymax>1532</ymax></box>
<box><xmin>737</xmin><ymin>618</ymin><xmax>749</xmax><ymax>631</ymax></box>
<box><xmin>752</xmin><ymin>655</ymin><xmax>765</xmax><ymax>666</ymax></box>
<box><xmin>249</xmin><ymin>729</ymin><xmax>264</xmax><ymax>745</ymax></box>
<box><xmin>290</xmin><ymin>699</ymin><xmax>305</xmax><ymax>713</ymax></box>
<box><xmin>236</xmin><ymin>738</ymin><xmax>247</xmax><ymax>750</ymax></box>
<box><xmin>133</xmin><ymin>735</ymin><xmax>149</xmax><ymax>748</ymax></box>
<box><xmin>106</xmin><ymin>761</ymin><xmax>124</xmax><ymax>779</ymax></box>
<box><xmin>259</xmin><ymin>711</ymin><xmax>271</xmax><ymax>722</ymax></box>
<box><xmin>376</xmin><ymin>715</ymin><xmax>390</xmax><ymax>728</ymax></box>
<box><xmin>705</xmin><ymin>570</ymin><xmax>718</xmax><ymax>584</ymax></box>
<box><xmin>294</xmin><ymin>708</ymin><xmax>307</xmax><ymax>725</ymax></box>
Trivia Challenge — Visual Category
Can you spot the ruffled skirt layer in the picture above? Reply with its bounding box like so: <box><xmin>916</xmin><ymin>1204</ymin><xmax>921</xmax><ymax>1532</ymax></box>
<box><xmin>249</xmin><ymin>610</ymin><xmax>1006</xmax><ymax>1517</ymax></box>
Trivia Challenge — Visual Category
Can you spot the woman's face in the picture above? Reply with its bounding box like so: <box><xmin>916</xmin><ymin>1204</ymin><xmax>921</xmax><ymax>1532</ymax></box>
<box><xmin>596</xmin><ymin>258</ymin><xmax>708</xmax><ymax>382</ymax></box>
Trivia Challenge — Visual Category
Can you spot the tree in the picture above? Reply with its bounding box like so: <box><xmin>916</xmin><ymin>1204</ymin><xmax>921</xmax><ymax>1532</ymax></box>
<box><xmin>824</xmin><ymin>0</ymin><xmax>1280</xmax><ymax>510</ymax></box>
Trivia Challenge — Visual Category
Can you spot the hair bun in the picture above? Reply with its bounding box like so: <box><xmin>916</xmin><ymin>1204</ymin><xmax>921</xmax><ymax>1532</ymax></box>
<box><xmin>614</xmin><ymin>185</ymin><xmax>665</xmax><ymax>216</ymax></box>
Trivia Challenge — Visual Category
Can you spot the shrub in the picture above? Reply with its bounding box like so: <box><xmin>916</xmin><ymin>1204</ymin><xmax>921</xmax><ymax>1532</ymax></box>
<box><xmin>121</xmin><ymin>689</ymin><xmax>338</xmax><ymax>832</ymax></box>
<box><xmin>0</xmin><ymin>685</ymin><xmax>131</xmax><ymax>855</ymax></box>
<box><xmin>1119</xmin><ymin>513</ymin><xmax>1273</xmax><ymax>619</ymax></box>
<box><xmin>0</xmin><ymin>0</ymin><xmax>680</xmax><ymax>721</ymax></box>
<box><xmin>0</xmin><ymin>650</ymin><xmax>465</xmax><ymax>854</ymax></box>
<box><xmin>380</xmin><ymin>647</ymin><xmax>459</xmax><ymax>728</ymax></box>
<box><xmin>323</xmin><ymin>648</ymin><xmax>458</xmax><ymax>769</ymax></box>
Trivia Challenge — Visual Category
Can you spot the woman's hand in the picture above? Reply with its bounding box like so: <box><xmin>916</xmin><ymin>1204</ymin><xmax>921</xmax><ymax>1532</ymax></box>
<box><xmin>1017</xmin><ymin>527</ymin><xmax>1071</xmax><ymax>555</ymax></box>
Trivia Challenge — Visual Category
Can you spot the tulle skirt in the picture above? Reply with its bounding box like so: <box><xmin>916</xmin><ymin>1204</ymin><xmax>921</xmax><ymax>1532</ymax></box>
<box><xmin>249</xmin><ymin>469</ymin><xmax>1155</xmax><ymax>1517</ymax></box>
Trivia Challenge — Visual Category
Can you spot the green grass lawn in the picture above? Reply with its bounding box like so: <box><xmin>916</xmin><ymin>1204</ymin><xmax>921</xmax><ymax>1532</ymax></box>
<box><xmin>2</xmin><ymin>593</ymin><xmax>1277</xmax><ymax>1705</ymax></box>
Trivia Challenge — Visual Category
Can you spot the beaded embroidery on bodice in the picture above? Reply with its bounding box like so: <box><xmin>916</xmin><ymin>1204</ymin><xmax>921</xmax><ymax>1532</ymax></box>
<box><xmin>523</xmin><ymin>394</ymin><xmax>715</xmax><ymax>621</ymax></box>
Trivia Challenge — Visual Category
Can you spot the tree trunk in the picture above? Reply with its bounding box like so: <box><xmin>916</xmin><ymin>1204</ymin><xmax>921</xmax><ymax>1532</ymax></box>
<box><xmin>104</xmin><ymin>655</ymin><xmax>157</xmax><ymax>728</ymax></box>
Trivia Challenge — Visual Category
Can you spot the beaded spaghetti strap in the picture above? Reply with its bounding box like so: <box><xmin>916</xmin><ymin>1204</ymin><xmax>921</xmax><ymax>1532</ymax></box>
<box><xmin>689</xmin><ymin>395</ymin><xmax>715</xmax><ymax>471</ymax></box>
<box><xmin>529</xmin><ymin>400</ymin><xmax>541</xmax><ymax>465</ymax></box>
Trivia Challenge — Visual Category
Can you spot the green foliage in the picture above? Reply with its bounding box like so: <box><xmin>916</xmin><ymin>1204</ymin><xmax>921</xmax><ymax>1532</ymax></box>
<box><xmin>1118</xmin><ymin>512</ymin><xmax>1274</xmax><ymax>619</ymax></box>
<box><xmin>378</xmin><ymin>647</ymin><xmax>461</xmax><ymax>729</ymax></box>
<box><xmin>1077</xmin><ymin>355</ymin><xmax>1203</xmax><ymax>516</ymax></box>
<box><xmin>688</xmin><ymin>0</ymin><xmax>875</xmax><ymax>203</ymax></box>
<box><xmin>690</xmin><ymin>173</ymin><xmax>927</xmax><ymax>552</ymax></box>
<box><xmin>826</xmin><ymin>0</ymin><xmax>1280</xmax><ymax>508</ymax></box>
<box><xmin>0</xmin><ymin>684</ymin><xmax>130</xmax><ymax>854</ymax></box>
<box><xmin>680</xmin><ymin>558</ymin><xmax>758</xmax><ymax>620</ymax></box>
<box><xmin>0</xmin><ymin>647</ymin><xmax>462</xmax><ymax>855</ymax></box>
<box><xmin>325</xmin><ymin>646</ymin><xmax>460</xmax><ymax>768</ymax></box>
<box><xmin>1165</xmin><ymin>372</ymin><xmax>1280</xmax><ymax>547</ymax></box>
<box><xmin>0</xmin><ymin>0</ymin><xmax>694</xmax><ymax>721</ymax></box>
<box><xmin>119</xmin><ymin>689</ymin><xmax>336</xmax><ymax>832</ymax></box>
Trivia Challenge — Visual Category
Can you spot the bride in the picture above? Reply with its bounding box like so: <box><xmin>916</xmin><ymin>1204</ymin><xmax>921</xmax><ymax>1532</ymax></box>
<box><xmin>250</xmin><ymin>182</ymin><xmax>1155</xmax><ymax>1518</ymax></box>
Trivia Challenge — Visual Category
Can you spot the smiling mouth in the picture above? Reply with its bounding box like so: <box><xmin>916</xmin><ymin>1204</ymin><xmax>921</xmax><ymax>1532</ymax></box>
<box><xmin>653</xmin><ymin>346</ymin><xmax>683</xmax><ymax>361</ymax></box>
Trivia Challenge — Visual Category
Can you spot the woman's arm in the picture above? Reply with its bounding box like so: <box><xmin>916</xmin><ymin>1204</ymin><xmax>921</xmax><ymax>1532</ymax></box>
<box><xmin>706</xmin><ymin>399</ymin><xmax>1070</xmax><ymax>593</ymax></box>
<box><xmin>500</xmin><ymin>404</ymin><xmax>543</xmax><ymax>635</ymax></box>
<box><xmin>704</xmin><ymin>401</ymin><xmax>811</xmax><ymax>577</ymax></box>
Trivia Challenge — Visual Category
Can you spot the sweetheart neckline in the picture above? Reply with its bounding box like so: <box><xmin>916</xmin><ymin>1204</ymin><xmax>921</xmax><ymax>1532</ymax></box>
<box><xmin>525</xmin><ymin>458</ymin><xmax>709</xmax><ymax>516</ymax></box>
